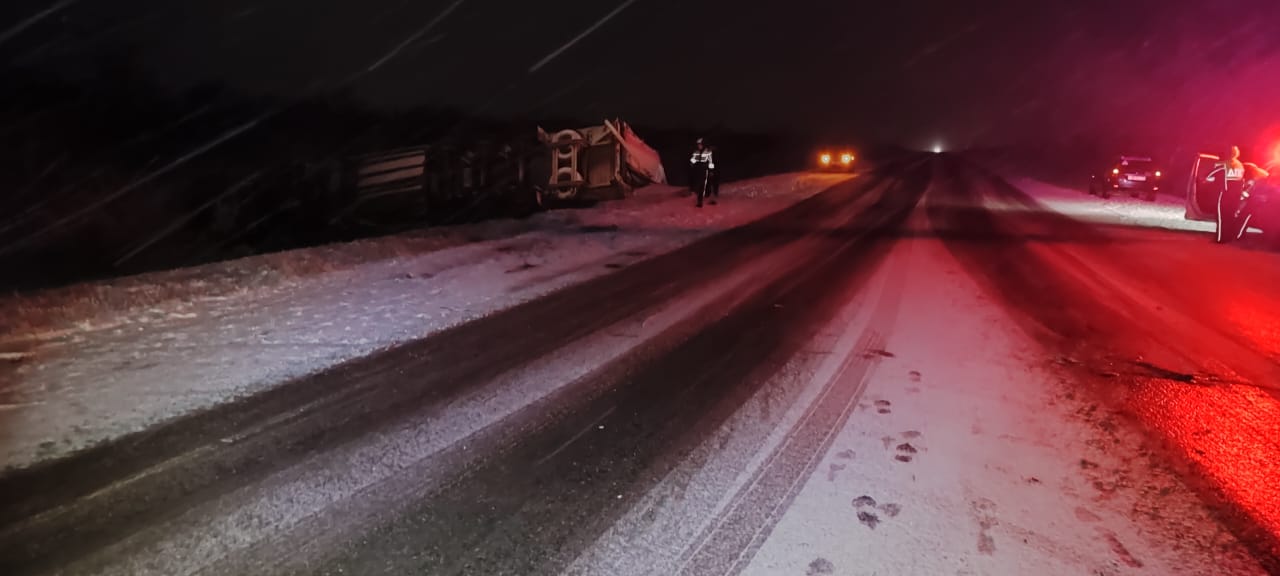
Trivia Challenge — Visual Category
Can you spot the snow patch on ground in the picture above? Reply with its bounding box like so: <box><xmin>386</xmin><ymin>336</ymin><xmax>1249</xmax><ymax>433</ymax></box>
<box><xmin>741</xmin><ymin>214</ymin><xmax>1262</xmax><ymax>575</ymax></box>
<box><xmin>0</xmin><ymin>173</ymin><xmax>848</xmax><ymax>472</ymax></box>
<box><xmin>1003</xmin><ymin>176</ymin><xmax>1216</xmax><ymax>234</ymax></box>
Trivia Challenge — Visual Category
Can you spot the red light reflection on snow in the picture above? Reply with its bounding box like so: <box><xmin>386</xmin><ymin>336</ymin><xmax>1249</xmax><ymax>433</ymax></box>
<box><xmin>1222</xmin><ymin>292</ymin><xmax>1280</xmax><ymax>361</ymax></box>
<box><xmin>1126</xmin><ymin>376</ymin><xmax>1280</xmax><ymax>540</ymax></box>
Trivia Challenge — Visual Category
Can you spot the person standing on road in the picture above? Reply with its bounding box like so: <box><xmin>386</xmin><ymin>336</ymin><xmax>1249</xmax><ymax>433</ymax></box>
<box><xmin>688</xmin><ymin>138</ymin><xmax>706</xmax><ymax>194</ymax></box>
<box><xmin>689</xmin><ymin>138</ymin><xmax>719</xmax><ymax>207</ymax></box>
<box><xmin>1229</xmin><ymin>160</ymin><xmax>1273</xmax><ymax>241</ymax></box>
<box><xmin>1206</xmin><ymin>145</ymin><xmax>1246</xmax><ymax>243</ymax></box>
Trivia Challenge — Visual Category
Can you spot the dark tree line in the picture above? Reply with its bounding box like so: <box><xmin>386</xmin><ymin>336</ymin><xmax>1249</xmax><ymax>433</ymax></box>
<box><xmin>1</xmin><ymin>49</ymin><xmax>833</xmax><ymax>292</ymax></box>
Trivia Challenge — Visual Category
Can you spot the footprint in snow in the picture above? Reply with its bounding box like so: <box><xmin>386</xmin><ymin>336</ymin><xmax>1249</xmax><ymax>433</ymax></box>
<box><xmin>1098</xmin><ymin>528</ymin><xmax>1144</xmax><ymax>568</ymax></box>
<box><xmin>1075</xmin><ymin>506</ymin><xmax>1102</xmax><ymax>523</ymax></box>
<box><xmin>884</xmin><ymin>438</ymin><xmax>921</xmax><ymax>459</ymax></box>
<box><xmin>972</xmin><ymin>498</ymin><xmax>999</xmax><ymax>555</ymax></box>
<box><xmin>806</xmin><ymin>558</ymin><xmax>835</xmax><ymax>575</ymax></box>
<box><xmin>853</xmin><ymin>496</ymin><xmax>902</xmax><ymax>527</ymax></box>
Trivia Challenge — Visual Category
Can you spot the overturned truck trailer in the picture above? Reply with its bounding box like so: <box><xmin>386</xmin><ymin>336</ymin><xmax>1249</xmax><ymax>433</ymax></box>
<box><xmin>335</xmin><ymin>138</ymin><xmax>540</xmax><ymax>231</ymax></box>
<box><xmin>332</xmin><ymin>119</ymin><xmax>666</xmax><ymax>231</ymax></box>
<box><xmin>536</xmin><ymin>119</ymin><xmax>667</xmax><ymax>202</ymax></box>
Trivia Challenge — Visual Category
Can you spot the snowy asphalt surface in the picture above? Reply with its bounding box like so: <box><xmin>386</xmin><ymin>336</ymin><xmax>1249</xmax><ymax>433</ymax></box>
<box><xmin>3</xmin><ymin>154</ymin><xmax>1280</xmax><ymax>575</ymax></box>
<box><xmin>0</xmin><ymin>172</ymin><xmax>844</xmax><ymax>472</ymax></box>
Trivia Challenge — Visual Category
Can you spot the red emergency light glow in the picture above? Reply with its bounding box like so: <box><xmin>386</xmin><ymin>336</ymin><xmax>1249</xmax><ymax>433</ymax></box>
<box><xmin>1255</xmin><ymin>124</ymin><xmax>1280</xmax><ymax>171</ymax></box>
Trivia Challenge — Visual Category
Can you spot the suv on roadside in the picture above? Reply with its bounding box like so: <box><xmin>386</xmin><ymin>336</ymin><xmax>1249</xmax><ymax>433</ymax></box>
<box><xmin>1089</xmin><ymin>155</ymin><xmax>1162</xmax><ymax>201</ymax></box>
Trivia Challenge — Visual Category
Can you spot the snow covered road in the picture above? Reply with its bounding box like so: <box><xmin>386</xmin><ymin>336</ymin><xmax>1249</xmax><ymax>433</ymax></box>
<box><xmin>0</xmin><ymin>173</ymin><xmax>847</xmax><ymax>471</ymax></box>
<box><xmin>2</xmin><ymin>154</ymin><xmax>1279</xmax><ymax>575</ymax></box>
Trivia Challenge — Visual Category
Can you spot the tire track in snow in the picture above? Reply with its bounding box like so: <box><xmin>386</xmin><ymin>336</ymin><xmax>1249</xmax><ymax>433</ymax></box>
<box><xmin>0</xmin><ymin>172</ymin><xmax>890</xmax><ymax>575</ymax></box>
<box><xmin>675</xmin><ymin>208</ymin><xmax>914</xmax><ymax>576</ymax></box>
<box><xmin>309</xmin><ymin>161</ymin><xmax>930</xmax><ymax>576</ymax></box>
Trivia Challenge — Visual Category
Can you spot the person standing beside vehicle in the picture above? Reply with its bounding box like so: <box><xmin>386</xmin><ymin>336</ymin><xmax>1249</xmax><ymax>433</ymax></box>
<box><xmin>1228</xmin><ymin>161</ymin><xmax>1273</xmax><ymax>242</ymax></box>
<box><xmin>1206</xmin><ymin>145</ymin><xmax>1246</xmax><ymax>243</ymax></box>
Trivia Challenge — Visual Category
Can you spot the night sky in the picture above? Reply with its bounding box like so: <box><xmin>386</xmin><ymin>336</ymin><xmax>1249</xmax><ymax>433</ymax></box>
<box><xmin>2</xmin><ymin>0</ymin><xmax>1279</xmax><ymax>152</ymax></box>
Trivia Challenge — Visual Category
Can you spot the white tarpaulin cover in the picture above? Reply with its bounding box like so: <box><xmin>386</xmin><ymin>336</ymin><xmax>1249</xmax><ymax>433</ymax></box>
<box><xmin>607</xmin><ymin>120</ymin><xmax>667</xmax><ymax>185</ymax></box>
